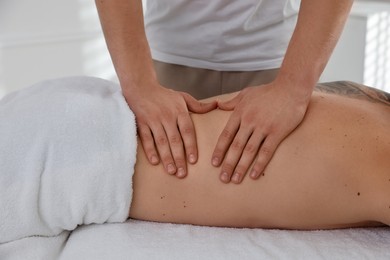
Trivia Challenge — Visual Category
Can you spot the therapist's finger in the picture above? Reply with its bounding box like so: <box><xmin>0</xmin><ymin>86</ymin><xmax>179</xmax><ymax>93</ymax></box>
<box><xmin>230</xmin><ymin>130</ymin><xmax>264</xmax><ymax>184</ymax></box>
<box><xmin>181</xmin><ymin>92</ymin><xmax>217</xmax><ymax>113</ymax></box>
<box><xmin>212</xmin><ymin>114</ymin><xmax>240</xmax><ymax>167</ymax></box>
<box><xmin>152</xmin><ymin>124</ymin><xmax>177</xmax><ymax>175</ymax></box>
<box><xmin>219</xmin><ymin>127</ymin><xmax>252</xmax><ymax>183</ymax></box>
<box><xmin>217</xmin><ymin>92</ymin><xmax>241</xmax><ymax>111</ymax></box>
<box><xmin>163</xmin><ymin>121</ymin><xmax>187</xmax><ymax>178</ymax></box>
<box><xmin>250</xmin><ymin>135</ymin><xmax>279</xmax><ymax>179</ymax></box>
<box><xmin>178</xmin><ymin>112</ymin><xmax>198</xmax><ymax>164</ymax></box>
<box><xmin>138</xmin><ymin>123</ymin><xmax>160</xmax><ymax>165</ymax></box>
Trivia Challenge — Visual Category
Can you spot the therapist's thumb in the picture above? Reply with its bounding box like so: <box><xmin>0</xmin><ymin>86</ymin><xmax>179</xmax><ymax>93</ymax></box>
<box><xmin>180</xmin><ymin>92</ymin><xmax>217</xmax><ymax>114</ymax></box>
<box><xmin>218</xmin><ymin>94</ymin><xmax>240</xmax><ymax>111</ymax></box>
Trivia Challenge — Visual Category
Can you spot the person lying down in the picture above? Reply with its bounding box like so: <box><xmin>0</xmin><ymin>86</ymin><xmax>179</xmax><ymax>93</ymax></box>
<box><xmin>0</xmin><ymin>76</ymin><xmax>389</xmax><ymax>244</ymax></box>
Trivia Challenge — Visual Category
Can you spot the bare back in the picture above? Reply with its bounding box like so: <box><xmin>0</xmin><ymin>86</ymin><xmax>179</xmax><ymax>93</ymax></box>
<box><xmin>129</xmin><ymin>82</ymin><xmax>390</xmax><ymax>229</ymax></box>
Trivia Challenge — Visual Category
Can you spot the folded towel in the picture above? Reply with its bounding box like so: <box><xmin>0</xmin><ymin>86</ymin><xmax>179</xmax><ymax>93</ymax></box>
<box><xmin>0</xmin><ymin>76</ymin><xmax>137</xmax><ymax>243</ymax></box>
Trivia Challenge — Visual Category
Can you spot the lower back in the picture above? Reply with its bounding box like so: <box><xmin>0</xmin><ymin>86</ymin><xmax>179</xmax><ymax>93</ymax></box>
<box><xmin>129</xmin><ymin>91</ymin><xmax>390</xmax><ymax>229</ymax></box>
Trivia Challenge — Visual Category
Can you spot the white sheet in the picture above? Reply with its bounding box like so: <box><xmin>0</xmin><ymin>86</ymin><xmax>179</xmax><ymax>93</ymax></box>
<box><xmin>60</xmin><ymin>220</ymin><xmax>390</xmax><ymax>260</ymax></box>
<box><xmin>0</xmin><ymin>76</ymin><xmax>389</xmax><ymax>259</ymax></box>
<box><xmin>1</xmin><ymin>221</ymin><xmax>389</xmax><ymax>259</ymax></box>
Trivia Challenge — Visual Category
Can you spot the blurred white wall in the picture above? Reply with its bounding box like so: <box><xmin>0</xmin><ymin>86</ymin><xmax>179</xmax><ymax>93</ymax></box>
<box><xmin>321</xmin><ymin>0</ymin><xmax>390</xmax><ymax>92</ymax></box>
<box><xmin>0</xmin><ymin>0</ymin><xmax>389</xmax><ymax>98</ymax></box>
<box><xmin>0</xmin><ymin>0</ymin><xmax>117</xmax><ymax>98</ymax></box>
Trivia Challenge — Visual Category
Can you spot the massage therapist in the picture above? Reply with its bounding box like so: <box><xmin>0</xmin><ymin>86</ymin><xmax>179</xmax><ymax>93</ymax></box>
<box><xmin>95</xmin><ymin>0</ymin><xmax>353</xmax><ymax>184</ymax></box>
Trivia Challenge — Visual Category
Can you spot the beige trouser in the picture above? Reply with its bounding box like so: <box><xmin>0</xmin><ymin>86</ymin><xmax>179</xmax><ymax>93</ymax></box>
<box><xmin>153</xmin><ymin>60</ymin><xmax>280</xmax><ymax>99</ymax></box>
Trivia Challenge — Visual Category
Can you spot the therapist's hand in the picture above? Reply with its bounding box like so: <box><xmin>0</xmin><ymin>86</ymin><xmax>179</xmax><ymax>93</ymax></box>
<box><xmin>213</xmin><ymin>81</ymin><xmax>310</xmax><ymax>184</ymax></box>
<box><xmin>124</xmin><ymin>83</ymin><xmax>217</xmax><ymax>178</ymax></box>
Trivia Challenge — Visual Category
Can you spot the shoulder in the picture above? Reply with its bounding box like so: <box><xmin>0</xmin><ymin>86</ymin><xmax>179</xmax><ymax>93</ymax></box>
<box><xmin>315</xmin><ymin>81</ymin><xmax>390</xmax><ymax>106</ymax></box>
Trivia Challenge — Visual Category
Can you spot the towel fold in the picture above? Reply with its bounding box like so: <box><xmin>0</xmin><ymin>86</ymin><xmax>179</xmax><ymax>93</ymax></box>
<box><xmin>0</xmin><ymin>76</ymin><xmax>137</xmax><ymax>243</ymax></box>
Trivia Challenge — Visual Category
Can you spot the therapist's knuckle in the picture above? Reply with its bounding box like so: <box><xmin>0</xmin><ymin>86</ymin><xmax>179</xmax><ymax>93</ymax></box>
<box><xmin>178</xmin><ymin>110</ymin><xmax>189</xmax><ymax>117</ymax></box>
<box><xmin>139</xmin><ymin>131</ymin><xmax>151</xmax><ymax>141</ymax></box>
<box><xmin>242</xmin><ymin>113</ymin><xmax>255</xmax><ymax>123</ymax></box>
<box><xmin>156</xmin><ymin>136</ymin><xmax>168</xmax><ymax>146</ymax></box>
<box><xmin>182</xmin><ymin>126</ymin><xmax>193</xmax><ymax>135</ymax></box>
<box><xmin>141</xmin><ymin>139</ymin><xmax>154</xmax><ymax>150</ymax></box>
<box><xmin>144</xmin><ymin>148</ymin><xmax>156</xmax><ymax>158</ymax></box>
<box><xmin>160</xmin><ymin>106</ymin><xmax>171</xmax><ymax>115</ymax></box>
<box><xmin>244</xmin><ymin>143</ymin><xmax>257</xmax><ymax>154</ymax></box>
<box><xmin>235</xmin><ymin>162</ymin><xmax>247</xmax><ymax>173</ymax></box>
<box><xmin>222</xmin><ymin>162</ymin><xmax>235</xmax><ymax>173</ymax></box>
<box><xmin>161</xmin><ymin>154</ymin><xmax>173</xmax><ymax>163</ymax></box>
<box><xmin>231</xmin><ymin>140</ymin><xmax>244</xmax><ymax>151</ymax></box>
<box><xmin>259</xmin><ymin>145</ymin><xmax>273</xmax><ymax>158</ymax></box>
<box><xmin>174</xmin><ymin>157</ymin><xmax>186</xmax><ymax>167</ymax></box>
<box><xmin>169</xmin><ymin>134</ymin><xmax>182</xmax><ymax>145</ymax></box>
<box><xmin>269</xmin><ymin>123</ymin><xmax>280</xmax><ymax>133</ymax></box>
<box><xmin>221</xmin><ymin>128</ymin><xmax>234</xmax><ymax>140</ymax></box>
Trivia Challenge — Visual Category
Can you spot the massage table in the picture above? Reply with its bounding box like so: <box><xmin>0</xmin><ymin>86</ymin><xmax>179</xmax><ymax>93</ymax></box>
<box><xmin>0</xmin><ymin>77</ymin><xmax>389</xmax><ymax>259</ymax></box>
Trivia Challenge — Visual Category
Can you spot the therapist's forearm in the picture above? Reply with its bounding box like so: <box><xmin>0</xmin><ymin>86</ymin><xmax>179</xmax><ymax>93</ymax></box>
<box><xmin>95</xmin><ymin>0</ymin><xmax>157</xmax><ymax>91</ymax></box>
<box><xmin>276</xmin><ymin>0</ymin><xmax>353</xmax><ymax>101</ymax></box>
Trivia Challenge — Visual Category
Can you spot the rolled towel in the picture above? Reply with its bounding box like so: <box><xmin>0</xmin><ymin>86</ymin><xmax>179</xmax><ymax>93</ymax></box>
<box><xmin>0</xmin><ymin>76</ymin><xmax>137</xmax><ymax>243</ymax></box>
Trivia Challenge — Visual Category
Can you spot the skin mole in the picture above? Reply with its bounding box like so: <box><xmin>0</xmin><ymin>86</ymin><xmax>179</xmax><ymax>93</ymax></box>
<box><xmin>357</xmin><ymin>192</ymin><xmax>360</xmax><ymax>196</ymax></box>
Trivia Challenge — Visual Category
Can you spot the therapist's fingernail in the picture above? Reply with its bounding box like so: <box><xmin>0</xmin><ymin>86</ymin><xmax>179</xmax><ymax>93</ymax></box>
<box><xmin>151</xmin><ymin>155</ymin><xmax>159</xmax><ymax>164</ymax></box>
<box><xmin>189</xmin><ymin>154</ymin><xmax>196</xmax><ymax>164</ymax></box>
<box><xmin>232</xmin><ymin>173</ymin><xmax>240</xmax><ymax>183</ymax></box>
<box><xmin>250</xmin><ymin>169</ymin><xmax>258</xmax><ymax>179</ymax></box>
<box><xmin>167</xmin><ymin>164</ymin><xmax>176</xmax><ymax>174</ymax></box>
<box><xmin>177</xmin><ymin>168</ymin><xmax>185</xmax><ymax>178</ymax></box>
<box><xmin>212</xmin><ymin>157</ymin><xmax>220</xmax><ymax>166</ymax></box>
<box><xmin>220</xmin><ymin>172</ymin><xmax>230</xmax><ymax>183</ymax></box>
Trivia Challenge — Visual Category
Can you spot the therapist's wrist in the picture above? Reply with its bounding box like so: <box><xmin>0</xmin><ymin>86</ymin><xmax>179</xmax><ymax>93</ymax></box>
<box><xmin>273</xmin><ymin>71</ymin><xmax>316</xmax><ymax>105</ymax></box>
<box><xmin>121</xmin><ymin>77</ymin><xmax>162</xmax><ymax>98</ymax></box>
<box><xmin>118</xmin><ymin>62</ymin><xmax>160</xmax><ymax>94</ymax></box>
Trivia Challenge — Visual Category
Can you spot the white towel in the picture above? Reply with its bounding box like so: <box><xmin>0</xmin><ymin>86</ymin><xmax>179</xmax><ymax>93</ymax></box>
<box><xmin>0</xmin><ymin>76</ymin><xmax>137</xmax><ymax>243</ymax></box>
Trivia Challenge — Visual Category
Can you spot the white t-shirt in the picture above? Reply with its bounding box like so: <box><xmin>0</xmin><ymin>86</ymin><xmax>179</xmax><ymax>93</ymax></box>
<box><xmin>144</xmin><ymin>0</ymin><xmax>300</xmax><ymax>71</ymax></box>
